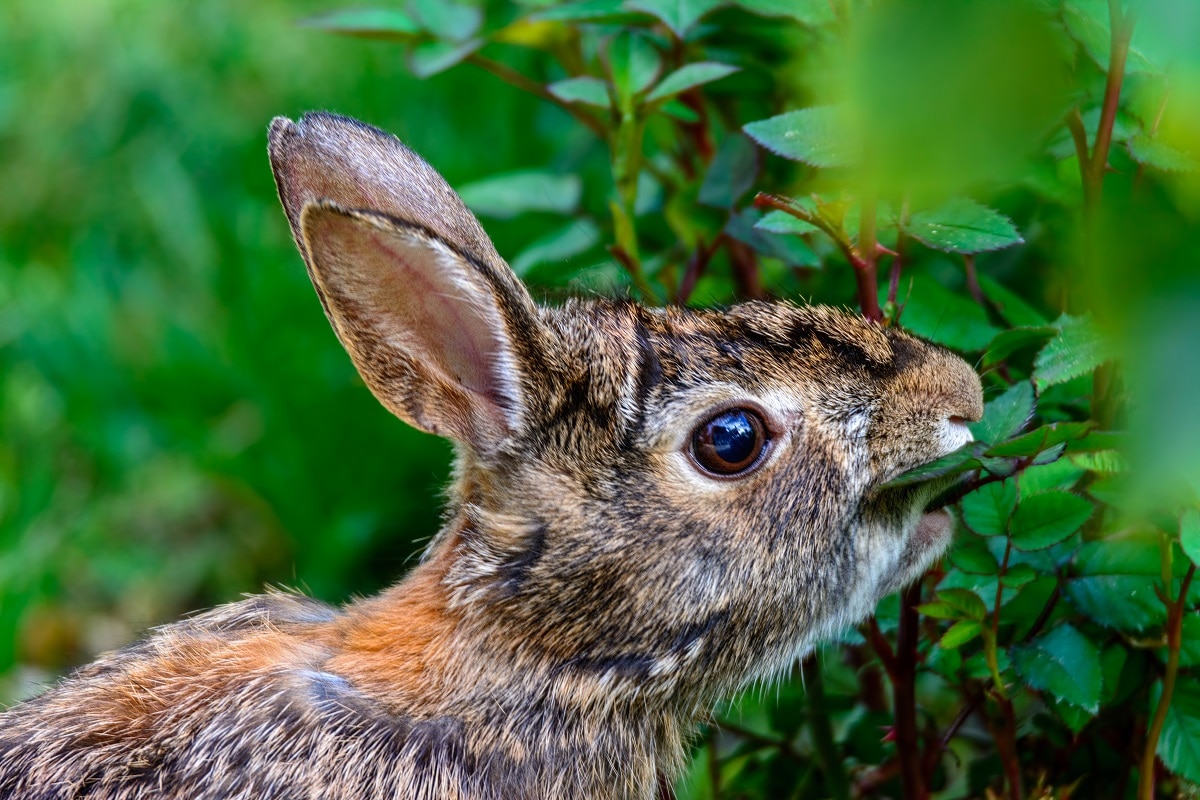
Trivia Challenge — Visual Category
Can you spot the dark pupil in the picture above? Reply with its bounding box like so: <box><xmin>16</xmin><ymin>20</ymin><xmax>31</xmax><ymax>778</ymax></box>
<box><xmin>710</xmin><ymin>412</ymin><xmax>756</xmax><ymax>464</ymax></box>
<box><xmin>692</xmin><ymin>408</ymin><xmax>765</xmax><ymax>475</ymax></box>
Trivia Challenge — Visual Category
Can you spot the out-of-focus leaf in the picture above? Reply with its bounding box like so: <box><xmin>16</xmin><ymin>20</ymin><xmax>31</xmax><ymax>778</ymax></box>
<box><xmin>1181</xmin><ymin>509</ymin><xmax>1200</xmax><ymax>567</ymax></box>
<box><xmin>647</xmin><ymin>62</ymin><xmax>739</xmax><ymax>102</ymax></box>
<box><xmin>903</xmin><ymin>198</ymin><xmax>1024</xmax><ymax>254</ymax></box>
<box><xmin>660</xmin><ymin>100</ymin><xmax>700</xmax><ymax>122</ymax></box>
<box><xmin>985</xmin><ymin>422</ymin><xmax>1092</xmax><ymax>458</ymax></box>
<box><xmin>699</xmin><ymin>134</ymin><xmax>757</xmax><ymax>208</ymax></box>
<box><xmin>458</xmin><ymin>171</ymin><xmax>582</xmax><ymax>218</ymax></box>
<box><xmin>1068</xmin><ymin>450</ymin><xmax>1128</xmax><ymax>474</ymax></box>
<box><xmin>411</xmin><ymin>0</ymin><xmax>481</xmax><ymax>41</ymax></box>
<box><xmin>941</xmin><ymin>619</ymin><xmax>983</xmax><ymax>649</ymax></box>
<box><xmin>939</xmin><ymin>587</ymin><xmax>989</xmax><ymax>619</ymax></box>
<box><xmin>607</xmin><ymin>31</ymin><xmax>662</xmax><ymax>103</ymax></box>
<box><xmin>548</xmin><ymin>76</ymin><xmax>611</xmax><ymax>107</ymax></box>
<box><xmin>1013</xmin><ymin>624</ymin><xmax>1102</xmax><ymax>712</ymax></box>
<box><xmin>300</xmin><ymin>9</ymin><xmax>423</xmax><ymax>40</ymax></box>
<box><xmin>971</xmin><ymin>381</ymin><xmax>1035</xmax><ymax>445</ymax></box>
<box><xmin>743</xmin><ymin>107</ymin><xmax>854</xmax><ymax>168</ymax></box>
<box><xmin>983</xmin><ymin>326</ymin><xmax>1057</xmax><ymax>367</ymax></box>
<box><xmin>1157</xmin><ymin>677</ymin><xmax>1200</xmax><ymax>783</ymax></box>
<box><xmin>1062</xmin><ymin>0</ymin><xmax>1159</xmax><ymax>74</ymax></box>
<box><xmin>1011</xmin><ymin>491</ymin><xmax>1093</xmax><ymax>550</ymax></box>
<box><xmin>1127</xmin><ymin>134</ymin><xmax>1199</xmax><ymax>172</ymax></box>
<box><xmin>732</xmin><ymin>0</ymin><xmax>836</xmax><ymax>25</ymax></box>
<box><xmin>962</xmin><ymin>480</ymin><xmax>1017</xmax><ymax>537</ymax></box>
<box><xmin>890</xmin><ymin>273</ymin><xmax>1000</xmax><ymax>352</ymax></box>
<box><xmin>629</xmin><ymin>0</ymin><xmax>726</xmax><ymax>36</ymax></box>
<box><xmin>977</xmin><ymin>275</ymin><xmax>1049</xmax><ymax>328</ymax></box>
<box><xmin>918</xmin><ymin>601</ymin><xmax>965</xmax><ymax>620</ymax></box>
<box><xmin>1002</xmin><ymin>563</ymin><xmax>1038</xmax><ymax>588</ymax></box>
<box><xmin>1019</xmin><ymin>459</ymin><xmax>1086</xmax><ymax>495</ymax></box>
<box><xmin>754</xmin><ymin>209</ymin><xmax>818</xmax><ymax>235</ymax></box>
<box><xmin>511</xmin><ymin>219</ymin><xmax>601</xmax><ymax>275</ymax></box>
<box><xmin>408</xmin><ymin>39</ymin><xmax>482</xmax><ymax>78</ymax></box>
<box><xmin>1033</xmin><ymin>314</ymin><xmax>1115</xmax><ymax>393</ymax></box>
<box><xmin>529</xmin><ymin>0</ymin><xmax>653</xmax><ymax>23</ymax></box>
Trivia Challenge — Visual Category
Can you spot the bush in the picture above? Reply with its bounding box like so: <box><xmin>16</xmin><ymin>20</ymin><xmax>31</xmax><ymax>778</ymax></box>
<box><xmin>3</xmin><ymin>1</ymin><xmax>1200</xmax><ymax>797</ymax></box>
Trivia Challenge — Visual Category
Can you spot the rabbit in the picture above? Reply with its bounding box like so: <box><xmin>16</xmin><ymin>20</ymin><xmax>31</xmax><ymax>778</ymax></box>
<box><xmin>0</xmin><ymin>112</ymin><xmax>983</xmax><ymax>800</ymax></box>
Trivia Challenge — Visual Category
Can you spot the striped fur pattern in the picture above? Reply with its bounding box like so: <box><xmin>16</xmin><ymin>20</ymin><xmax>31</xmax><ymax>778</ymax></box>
<box><xmin>0</xmin><ymin>113</ymin><xmax>984</xmax><ymax>799</ymax></box>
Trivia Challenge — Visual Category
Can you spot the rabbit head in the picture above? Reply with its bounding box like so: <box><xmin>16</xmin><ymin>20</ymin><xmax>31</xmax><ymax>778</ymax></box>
<box><xmin>269</xmin><ymin>113</ymin><xmax>983</xmax><ymax>708</ymax></box>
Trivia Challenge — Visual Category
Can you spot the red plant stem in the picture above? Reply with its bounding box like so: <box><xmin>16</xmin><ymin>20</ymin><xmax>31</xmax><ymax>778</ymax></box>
<box><xmin>1088</xmin><ymin>0</ymin><xmax>1135</xmax><ymax>210</ymax></box>
<box><xmin>867</xmin><ymin>618</ymin><xmax>899</xmax><ymax>679</ymax></box>
<box><xmin>894</xmin><ymin>582</ymin><xmax>927</xmax><ymax>800</ymax></box>
<box><xmin>1139</xmin><ymin>563</ymin><xmax>1197</xmax><ymax>799</ymax></box>
<box><xmin>964</xmin><ymin>255</ymin><xmax>985</xmax><ymax>307</ymax></box>
<box><xmin>856</xmin><ymin>195</ymin><xmax>884</xmax><ymax>323</ymax></box>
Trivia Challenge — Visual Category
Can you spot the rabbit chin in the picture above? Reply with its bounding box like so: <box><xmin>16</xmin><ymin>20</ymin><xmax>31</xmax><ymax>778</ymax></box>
<box><xmin>876</xmin><ymin>507</ymin><xmax>955</xmax><ymax>599</ymax></box>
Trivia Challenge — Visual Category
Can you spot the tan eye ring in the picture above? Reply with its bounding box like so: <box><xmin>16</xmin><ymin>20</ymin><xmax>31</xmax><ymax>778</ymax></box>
<box><xmin>690</xmin><ymin>408</ymin><xmax>770</xmax><ymax>476</ymax></box>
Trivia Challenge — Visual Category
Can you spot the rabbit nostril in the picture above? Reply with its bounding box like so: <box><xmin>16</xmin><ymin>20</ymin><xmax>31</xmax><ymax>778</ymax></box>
<box><xmin>948</xmin><ymin>415</ymin><xmax>969</xmax><ymax>426</ymax></box>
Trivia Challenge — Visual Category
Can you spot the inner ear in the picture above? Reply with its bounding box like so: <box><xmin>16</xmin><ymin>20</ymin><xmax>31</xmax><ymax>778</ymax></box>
<box><xmin>300</xmin><ymin>202</ymin><xmax>526</xmax><ymax>446</ymax></box>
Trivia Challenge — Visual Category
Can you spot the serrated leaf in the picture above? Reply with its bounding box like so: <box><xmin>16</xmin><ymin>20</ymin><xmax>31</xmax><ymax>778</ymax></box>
<box><xmin>983</xmin><ymin>326</ymin><xmax>1057</xmax><ymax>367</ymax></box>
<box><xmin>647</xmin><ymin>61</ymin><xmax>739</xmax><ymax>102</ymax></box>
<box><xmin>971</xmin><ymin>381</ymin><xmax>1035</xmax><ymax>445</ymax></box>
<box><xmin>879</xmin><ymin>444</ymin><xmax>980</xmax><ymax>489</ymax></box>
<box><xmin>548</xmin><ymin>76</ymin><xmax>611</xmax><ymax>107</ymax></box>
<box><xmin>1002</xmin><ymin>563</ymin><xmax>1038</xmax><ymax>588</ymax></box>
<box><xmin>629</xmin><ymin>0</ymin><xmax>725</xmax><ymax>35</ymax></box>
<box><xmin>1128</xmin><ymin>134</ymin><xmax>1199</xmax><ymax>173</ymax></box>
<box><xmin>511</xmin><ymin>219</ymin><xmax>601</xmax><ymax>275</ymax></box>
<box><xmin>743</xmin><ymin>106</ymin><xmax>854</xmax><ymax>168</ymax></box>
<box><xmin>458</xmin><ymin>171</ymin><xmax>582</xmax><ymax>219</ymax></box>
<box><xmin>950</xmin><ymin>534</ymin><xmax>1001</xmax><ymax>575</ymax></box>
<box><xmin>1033</xmin><ymin>314</ymin><xmax>1115</xmax><ymax>393</ymax></box>
<box><xmin>1158</xmin><ymin>677</ymin><xmax>1200</xmax><ymax>782</ymax></box>
<box><xmin>300</xmin><ymin>9</ymin><xmax>423</xmax><ymax>40</ymax></box>
<box><xmin>754</xmin><ymin>209</ymin><xmax>818</xmax><ymax>235</ymax></box>
<box><xmin>1181</xmin><ymin>509</ymin><xmax>1200</xmax><ymax>567</ymax></box>
<box><xmin>1065</xmin><ymin>533</ymin><xmax>1171</xmax><ymax>631</ymax></box>
<box><xmin>1013</xmin><ymin>624</ymin><xmax>1102</xmax><ymax>712</ymax></box>
<box><xmin>941</xmin><ymin>619</ymin><xmax>984</xmax><ymax>649</ymax></box>
<box><xmin>962</xmin><ymin>480</ymin><xmax>1017</xmax><ymax>537</ymax></box>
<box><xmin>1011</xmin><ymin>491</ymin><xmax>1093</xmax><ymax>550</ymax></box>
<box><xmin>903</xmin><ymin>198</ymin><xmax>1024</xmax><ymax>254</ymax></box>
<box><xmin>732</xmin><ymin>0</ymin><xmax>836</xmax><ymax>25</ymax></box>
<box><xmin>1019</xmin><ymin>458</ymin><xmax>1086</xmax><ymax>495</ymax></box>
<box><xmin>985</xmin><ymin>421</ymin><xmax>1092</xmax><ymax>458</ymax></box>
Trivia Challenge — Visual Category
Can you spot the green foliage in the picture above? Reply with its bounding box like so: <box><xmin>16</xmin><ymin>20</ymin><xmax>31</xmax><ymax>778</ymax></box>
<box><xmin>4</xmin><ymin>0</ymin><xmax>1200</xmax><ymax>797</ymax></box>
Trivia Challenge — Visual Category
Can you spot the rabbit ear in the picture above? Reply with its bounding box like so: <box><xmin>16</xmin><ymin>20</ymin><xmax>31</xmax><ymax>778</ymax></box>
<box><xmin>268</xmin><ymin>114</ymin><xmax>545</xmax><ymax>450</ymax></box>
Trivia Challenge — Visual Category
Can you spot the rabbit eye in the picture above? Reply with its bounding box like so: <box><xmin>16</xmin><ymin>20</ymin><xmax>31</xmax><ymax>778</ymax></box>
<box><xmin>691</xmin><ymin>408</ymin><xmax>769</xmax><ymax>476</ymax></box>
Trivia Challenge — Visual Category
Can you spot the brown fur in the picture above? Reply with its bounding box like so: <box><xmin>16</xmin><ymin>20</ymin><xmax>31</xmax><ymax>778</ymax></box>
<box><xmin>0</xmin><ymin>113</ymin><xmax>984</xmax><ymax>799</ymax></box>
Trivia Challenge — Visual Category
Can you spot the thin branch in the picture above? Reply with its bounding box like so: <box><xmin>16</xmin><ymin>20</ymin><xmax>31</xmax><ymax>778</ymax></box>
<box><xmin>466</xmin><ymin>54</ymin><xmax>607</xmax><ymax>138</ymax></box>
<box><xmin>895</xmin><ymin>582</ymin><xmax>927</xmax><ymax>800</ymax></box>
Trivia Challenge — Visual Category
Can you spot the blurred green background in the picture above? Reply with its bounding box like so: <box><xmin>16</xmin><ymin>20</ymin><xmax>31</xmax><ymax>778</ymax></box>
<box><xmin>0</xmin><ymin>0</ymin><xmax>575</xmax><ymax>701</ymax></box>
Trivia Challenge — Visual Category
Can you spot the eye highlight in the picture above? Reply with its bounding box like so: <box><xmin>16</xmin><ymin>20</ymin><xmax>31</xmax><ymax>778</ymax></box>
<box><xmin>690</xmin><ymin>408</ymin><xmax>770</xmax><ymax>476</ymax></box>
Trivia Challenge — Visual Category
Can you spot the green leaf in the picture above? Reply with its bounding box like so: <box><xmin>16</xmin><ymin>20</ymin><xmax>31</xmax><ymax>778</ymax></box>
<box><xmin>743</xmin><ymin>107</ymin><xmax>854</xmax><ymax>168</ymax></box>
<box><xmin>985</xmin><ymin>421</ymin><xmax>1092</xmax><ymax>458</ymax></box>
<box><xmin>1062</xmin><ymin>0</ymin><xmax>1159</xmax><ymax>74</ymax></box>
<box><xmin>1158</xmin><ymin>677</ymin><xmax>1200</xmax><ymax>783</ymax></box>
<box><xmin>408</xmin><ymin>39</ymin><xmax>481</xmax><ymax>78</ymax></box>
<box><xmin>547</xmin><ymin>76</ymin><xmax>611</xmax><ymax>107</ymax></box>
<box><xmin>903</xmin><ymin>198</ymin><xmax>1024</xmax><ymax>254</ymax></box>
<box><xmin>889</xmin><ymin>273</ymin><xmax>1000</xmax><ymax>352</ymax></box>
<box><xmin>607</xmin><ymin>32</ymin><xmax>662</xmax><ymax>103</ymax></box>
<box><xmin>982</xmin><ymin>326</ymin><xmax>1057</xmax><ymax>367</ymax></box>
<box><xmin>1181</xmin><ymin>509</ymin><xmax>1200</xmax><ymax>567</ymax></box>
<box><xmin>1013</xmin><ymin>624</ymin><xmax>1102</xmax><ymax>712</ymax></box>
<box><xmin>731</xmin><ymin>0</ymin><xmax>836</xmax><ymax>25</ymax></box>
<box><xmin>971</xmin><ymin>381</ymin><xmax>1035</xmax><ymax>445</ymax></box>
<box><xmin>941</xmin><ymin>619</ymin><xmax>984</xmax><ymax>649</ymax></box>
<box><xmin>629</xmin><ymin>0</ymin><xmax>726</xmax><ymax>35</ymax></box>
<box><xmin>411</xmin><ymin>0</ymin><xmax>481</xmax><ymax>41</ymax></box>
<box><xmin>510</xmin><ymin>219</ymin><xmax>601</xmax><ymax>275</ymax></box>
<box><xmin>647</xmin><ymin>62</ymin><xmax>739</xmax><ymax>102</ymax></box>
<box><xmin>977</xmin><ymin>275</ymin><xmax>1049</xmax><ymax>328</ymax></box>
<box><xmin>918</xmin><ymin>601</ymin><xmax>964</xmax><ymax>621</ymax></box>
<box><xmin>1033</xmin><ymin>314</ymin><xmax>1115</xmax><ymax>393</ymax></box>
<box><xmin>1019</xmin><ymin>458</ymin><xmax>1086</xmax><ymax>495</ymax></box>
<box><xmin>962</xmin><ymin>480</ymin><xmax>1017</xmax><ymax>537</ymax></box>
<box><xmin>300</xmin><ymin>9</ymin><xmax>423</xmax><ymax>40</ymax></box>
<box><xmin>878</xmin><ymin>444</ymin><xmax>980</xmax><ymax>489</ymax></box>
<box><xmin>698</xmin><ymin>135</ymin><xmax>757</xmax><ymax>209</ymax></box>
<box><xmin>754</xmin><ymin>209</ymin><xmax>819</xmax><ymax>235</ymax></box>
<box><xmin>1066</xmin><ymin>534</ymin><xmax>1167</xmax><ymax>631</ymax></box>
<box><xmin>950</xmin><ymin>533</ymin><xmax>1001</xmax><ymax>574</ymax></box>
<box><xmin>1067</xmin><ymin>450</ymin><xmax>1128</xmax><ymax>475</ymax></box>
<box><xmin>1002</xmin><ymin>563</ymin><xmax>1038</xmax><ymax>588</ymax></box>
<box><xmin>1128</xmin><ymin>134</ymin><xmax>1199</xmax><ymax>173</ymax></box>
<box><xmin>939</xmin><ymin>587</ymin><xmax>989</xmax><ymax>619</ymax></box>
<box><xmin>458</xmin><ymin>171</ymin><xmax>582</xmax><ymax>219</ymax></box>
<box><xmin>1010</xmin><ymin>491</ymin><xmax>1093</xmax><ymax>550</ymax></box>
<box><xmin>529</xmin><ymin>0</ymin><xmax>653</xmax><ymax>23</ymax></box>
